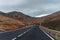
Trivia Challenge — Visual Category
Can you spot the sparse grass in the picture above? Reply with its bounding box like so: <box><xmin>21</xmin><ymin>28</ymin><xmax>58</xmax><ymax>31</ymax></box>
<box><xmin>56</xmin><ymin>37</ymin><xmax>60</xmax><ymax>40</ymax></box>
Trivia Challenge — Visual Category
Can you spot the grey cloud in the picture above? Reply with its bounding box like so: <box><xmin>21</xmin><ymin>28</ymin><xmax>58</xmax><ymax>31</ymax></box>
<box><xmin>0</xmin><ymin>0</ymin><xmax>60</xmax><ymax>17</ymax></box>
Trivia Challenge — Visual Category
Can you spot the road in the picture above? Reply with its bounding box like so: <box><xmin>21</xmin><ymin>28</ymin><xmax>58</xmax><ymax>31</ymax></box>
<box><xmin>0</xmin><ymin>25</ymin><xmax>54</xmax><ymax>40</ymax></box>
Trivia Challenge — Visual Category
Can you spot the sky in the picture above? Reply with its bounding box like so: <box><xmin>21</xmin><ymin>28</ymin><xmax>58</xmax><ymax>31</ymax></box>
<box><xmin>0</xmin><ymin>0</ymin><xmax>60</xmax><ymax>17</ymax></box>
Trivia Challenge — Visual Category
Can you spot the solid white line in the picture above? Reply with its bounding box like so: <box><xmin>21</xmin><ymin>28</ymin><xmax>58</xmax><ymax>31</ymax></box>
<box><xmin>17</xmin><ymin>27</ymin><xmax>32</xmax><ymax>37</ymax></box>
<box><xmin>12</xmin><ymin>26</ymin><xmax>55</xmax><ymax>40</ymax></box>
<box><xmin>12</xmin><ymin>27</ymin><xmax>32</xmax><ymax>40</ymax></box>
<box><xmin>42</xmin><ymin>30</ymin><xmax>54</xmax><ymax>40</ymax></box>
<box><xmin>40</xmin><ymin>27</ymin><xmax>55</xmax><ymax>40</ymax></box>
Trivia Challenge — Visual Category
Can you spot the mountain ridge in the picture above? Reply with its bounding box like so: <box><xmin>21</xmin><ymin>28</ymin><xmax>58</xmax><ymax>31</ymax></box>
<box><xmin>0</xmin><ymin>11</ymin><xmax>60</xmax><ymax>31</ymax></box>
<box><xmin>41</xmin><ymin>11</ymin><xmax>60</xmax><ymax>31</ymax></box>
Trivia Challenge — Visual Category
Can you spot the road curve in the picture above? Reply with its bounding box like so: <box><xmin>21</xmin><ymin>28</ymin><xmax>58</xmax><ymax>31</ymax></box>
<box><xmin>13</xmin><ymin>25</ymin><xmax>55</xmax><ymax>40</ymax></box>
<box><xmin>0</xmin><ymin>25</ymin><xmax>55</xmax><ymax>40</ymax></box>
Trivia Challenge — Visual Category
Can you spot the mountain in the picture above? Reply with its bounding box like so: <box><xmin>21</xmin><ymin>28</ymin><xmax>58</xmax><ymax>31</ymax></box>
<box><xmin>0</xmin><ymin>15</ymin><xmax>25</xmax><ymax>32</ymax></box>
<box><xmin>1</xmin><ymin>11</ymin><xmax>60</xmax><ymax>31</ymax></box>
<box><xmin>0</xmin><ymin>11</ymin><xmax>39</xmax><ymax>32</ymax></box>
<box><xmin>0</xmin><ymin>11</ymin><xmax>59</xmax><ymax>32</ymax></box>
<box><xmin>0</xmin><ymin>11</ymin><xmax>40</xmax><ymax>32</ymax></box>
<box><xmin>6</xmin><ymin>11</ymin><xmax>35</xmax><ymax>25</ymax></box>
<box><xmin>0</xmin><ymin>11</ymin><xmax>6</xmax><ymax>15</ymax></box>
<box><xmin>41</xmin><ymin>11</ymin><xmax>60</xmax><ymax>31</ymax></box>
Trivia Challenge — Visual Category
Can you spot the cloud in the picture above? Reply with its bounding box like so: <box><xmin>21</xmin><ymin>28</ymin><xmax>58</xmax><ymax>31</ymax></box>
<box><xmin>0</xmin><ymin>0</ymin><xmax>60</xmax><ymax>16</ymax></box>
<box><xmin>20</xmin><ymin>8</ymin><xmax>42</xmax><ymax>16</ymax></box>
<box><xmin>0</xmin><ymin>0</ymin><xmax>27</xmax><ymax>6</ymax></box>
<box><xmin>35</xmin><ymin>14</ymin><xmax>50</xmax><ymax>17</ymax></box>
<box><xmin>19</xmin><ymin>0</ymin><xmax>60</xmax><ymax>16</ymax></box>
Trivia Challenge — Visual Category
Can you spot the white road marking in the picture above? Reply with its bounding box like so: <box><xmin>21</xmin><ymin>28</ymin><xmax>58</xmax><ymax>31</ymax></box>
<box><xmin>12</xmin><ymin>27</ymin><xmax>32</xmax><ymax>40</ymax></box>
<box><xmin>40</xmin><ymin>27</ymin><xmax>55</xmax><ymax>40</ymax></box>
<box><xmin>12</xmin><ymin>26</ymin><xmax>55</xmax><ymax>40</ymax></box>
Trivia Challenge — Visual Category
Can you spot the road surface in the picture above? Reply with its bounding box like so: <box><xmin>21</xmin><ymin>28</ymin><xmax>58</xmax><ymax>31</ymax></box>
<box><xmin>0</xmin><ymin>25</ymin><xmax>54</xmax><ymax>40</ymax></box>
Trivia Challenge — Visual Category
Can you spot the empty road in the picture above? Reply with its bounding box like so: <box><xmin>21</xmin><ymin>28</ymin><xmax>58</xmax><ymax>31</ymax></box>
<box><xmin>0</xmin><ymin>25</ymin><xmax>54</xmax><ymax>40</ymax></box>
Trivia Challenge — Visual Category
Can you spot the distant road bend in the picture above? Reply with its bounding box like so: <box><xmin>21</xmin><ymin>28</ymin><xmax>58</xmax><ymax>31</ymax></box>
<box><xmin>0</xmin><ymin>25</ymin><xmax>55</xmax><ymax>40</ymax></box>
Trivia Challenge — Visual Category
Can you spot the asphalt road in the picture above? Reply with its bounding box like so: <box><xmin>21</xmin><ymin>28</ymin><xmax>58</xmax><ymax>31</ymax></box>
<box><xmin>0</xmin><ymin>25</ymin><xmax>54</xmax><ymax>40</ymax></box>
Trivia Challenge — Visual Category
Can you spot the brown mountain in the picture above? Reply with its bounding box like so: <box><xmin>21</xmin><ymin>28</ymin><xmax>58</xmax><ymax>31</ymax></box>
<box><xmin>41</xmin><ymin>11</ymin><xmax>60</xmax><ymax>31</ymax></box>
<box><xmin>1</xmin><ymin>11</ymin><xmax>60</xmax><ymax>31</ymax></box>
<box><xmin>0</xmin><ymin>15</ymin><xmax>25</xmax><ymax>32</ymax></box>
<box><xmin>0</xmin><ymin>11</ymin><xmax>39</xmax><ymax>32</ymax></box>
<box><xmin>6</xmin><ymin>11</ymin><xmax>35</xmax><ymax>25</ymax></box>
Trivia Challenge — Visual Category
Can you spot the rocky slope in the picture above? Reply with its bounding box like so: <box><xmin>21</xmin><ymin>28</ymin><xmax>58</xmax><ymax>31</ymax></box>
<box><xmin>0</xmin><ymin>11</ymin><xmax>36</xmax><ymax>32</ymax></box>
<box><xmin>0</xmin><ymin>15</ymin><xmax>25</xmax><ymax>32</ymax></box>
<box><xmin>6</xmin><ymin>11</ymin><xmax>36</xmax><ymax>25</ymax></box>
<box><xmin>0</xmin><ymin>11</ymin><xmax>60</xmax><ymax>32</ymax></box>
<box><xmin>41</xmin><ymin>11</ymin><xmax>60</xmax><ymax>31</ymax></box>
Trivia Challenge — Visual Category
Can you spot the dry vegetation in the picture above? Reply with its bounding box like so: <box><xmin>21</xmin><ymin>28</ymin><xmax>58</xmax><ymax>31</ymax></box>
<box><xmin>0</xmin><ymin>15</ymin><xmax>25</xmax><ymax>31</ymax></box>
<box><xmin>41</xmin><ymin>11</ymin><xmax>60</xmax><ymax>31</ymax></box>
<box><xmin>0</xmin><ymin>11</ymin><xmax>60</xmax><ymax>32</ymax></box>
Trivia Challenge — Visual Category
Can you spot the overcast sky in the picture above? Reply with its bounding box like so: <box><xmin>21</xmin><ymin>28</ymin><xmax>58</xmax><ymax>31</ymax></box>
<box><xmin>0</xmin><ymin>0</ymin><xmax>60</xmax><ymax>17</ymax></box>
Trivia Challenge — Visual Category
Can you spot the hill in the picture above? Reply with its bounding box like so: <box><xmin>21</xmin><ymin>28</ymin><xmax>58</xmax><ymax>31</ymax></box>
<box><xmin>0</xmin><ymin>11</ymin><xmax>37</xmax><ymax>32</ymax></box>
<box><xmin>41</xmin><ymin>11</ymin><xmax>60</xmax><ymax>31</ymax></box>
<box><xmin>6</xmin><ymin>11</ymin><xmax>35</xmax><ymax>25</ymax></box>
<box><xmin>0</xmin><ymin>15</ymin><xmax>25</xmax><ymax>32</ymax></box>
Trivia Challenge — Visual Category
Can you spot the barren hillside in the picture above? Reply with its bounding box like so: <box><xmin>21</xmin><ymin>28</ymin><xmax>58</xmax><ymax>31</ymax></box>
<box><xmin>41</xmin><ymin>11</ymin><xmax>60</xmax><ymax>31</ymax></box>
<box><xmin>0</xmin><ymin>15</ymin><xmax>25</xmax><ymax>31</ymax></box>
<box><xmin>6</xmin><ymin>11</ymin><xmax>35</xmax><ymax>25</ymax></box>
